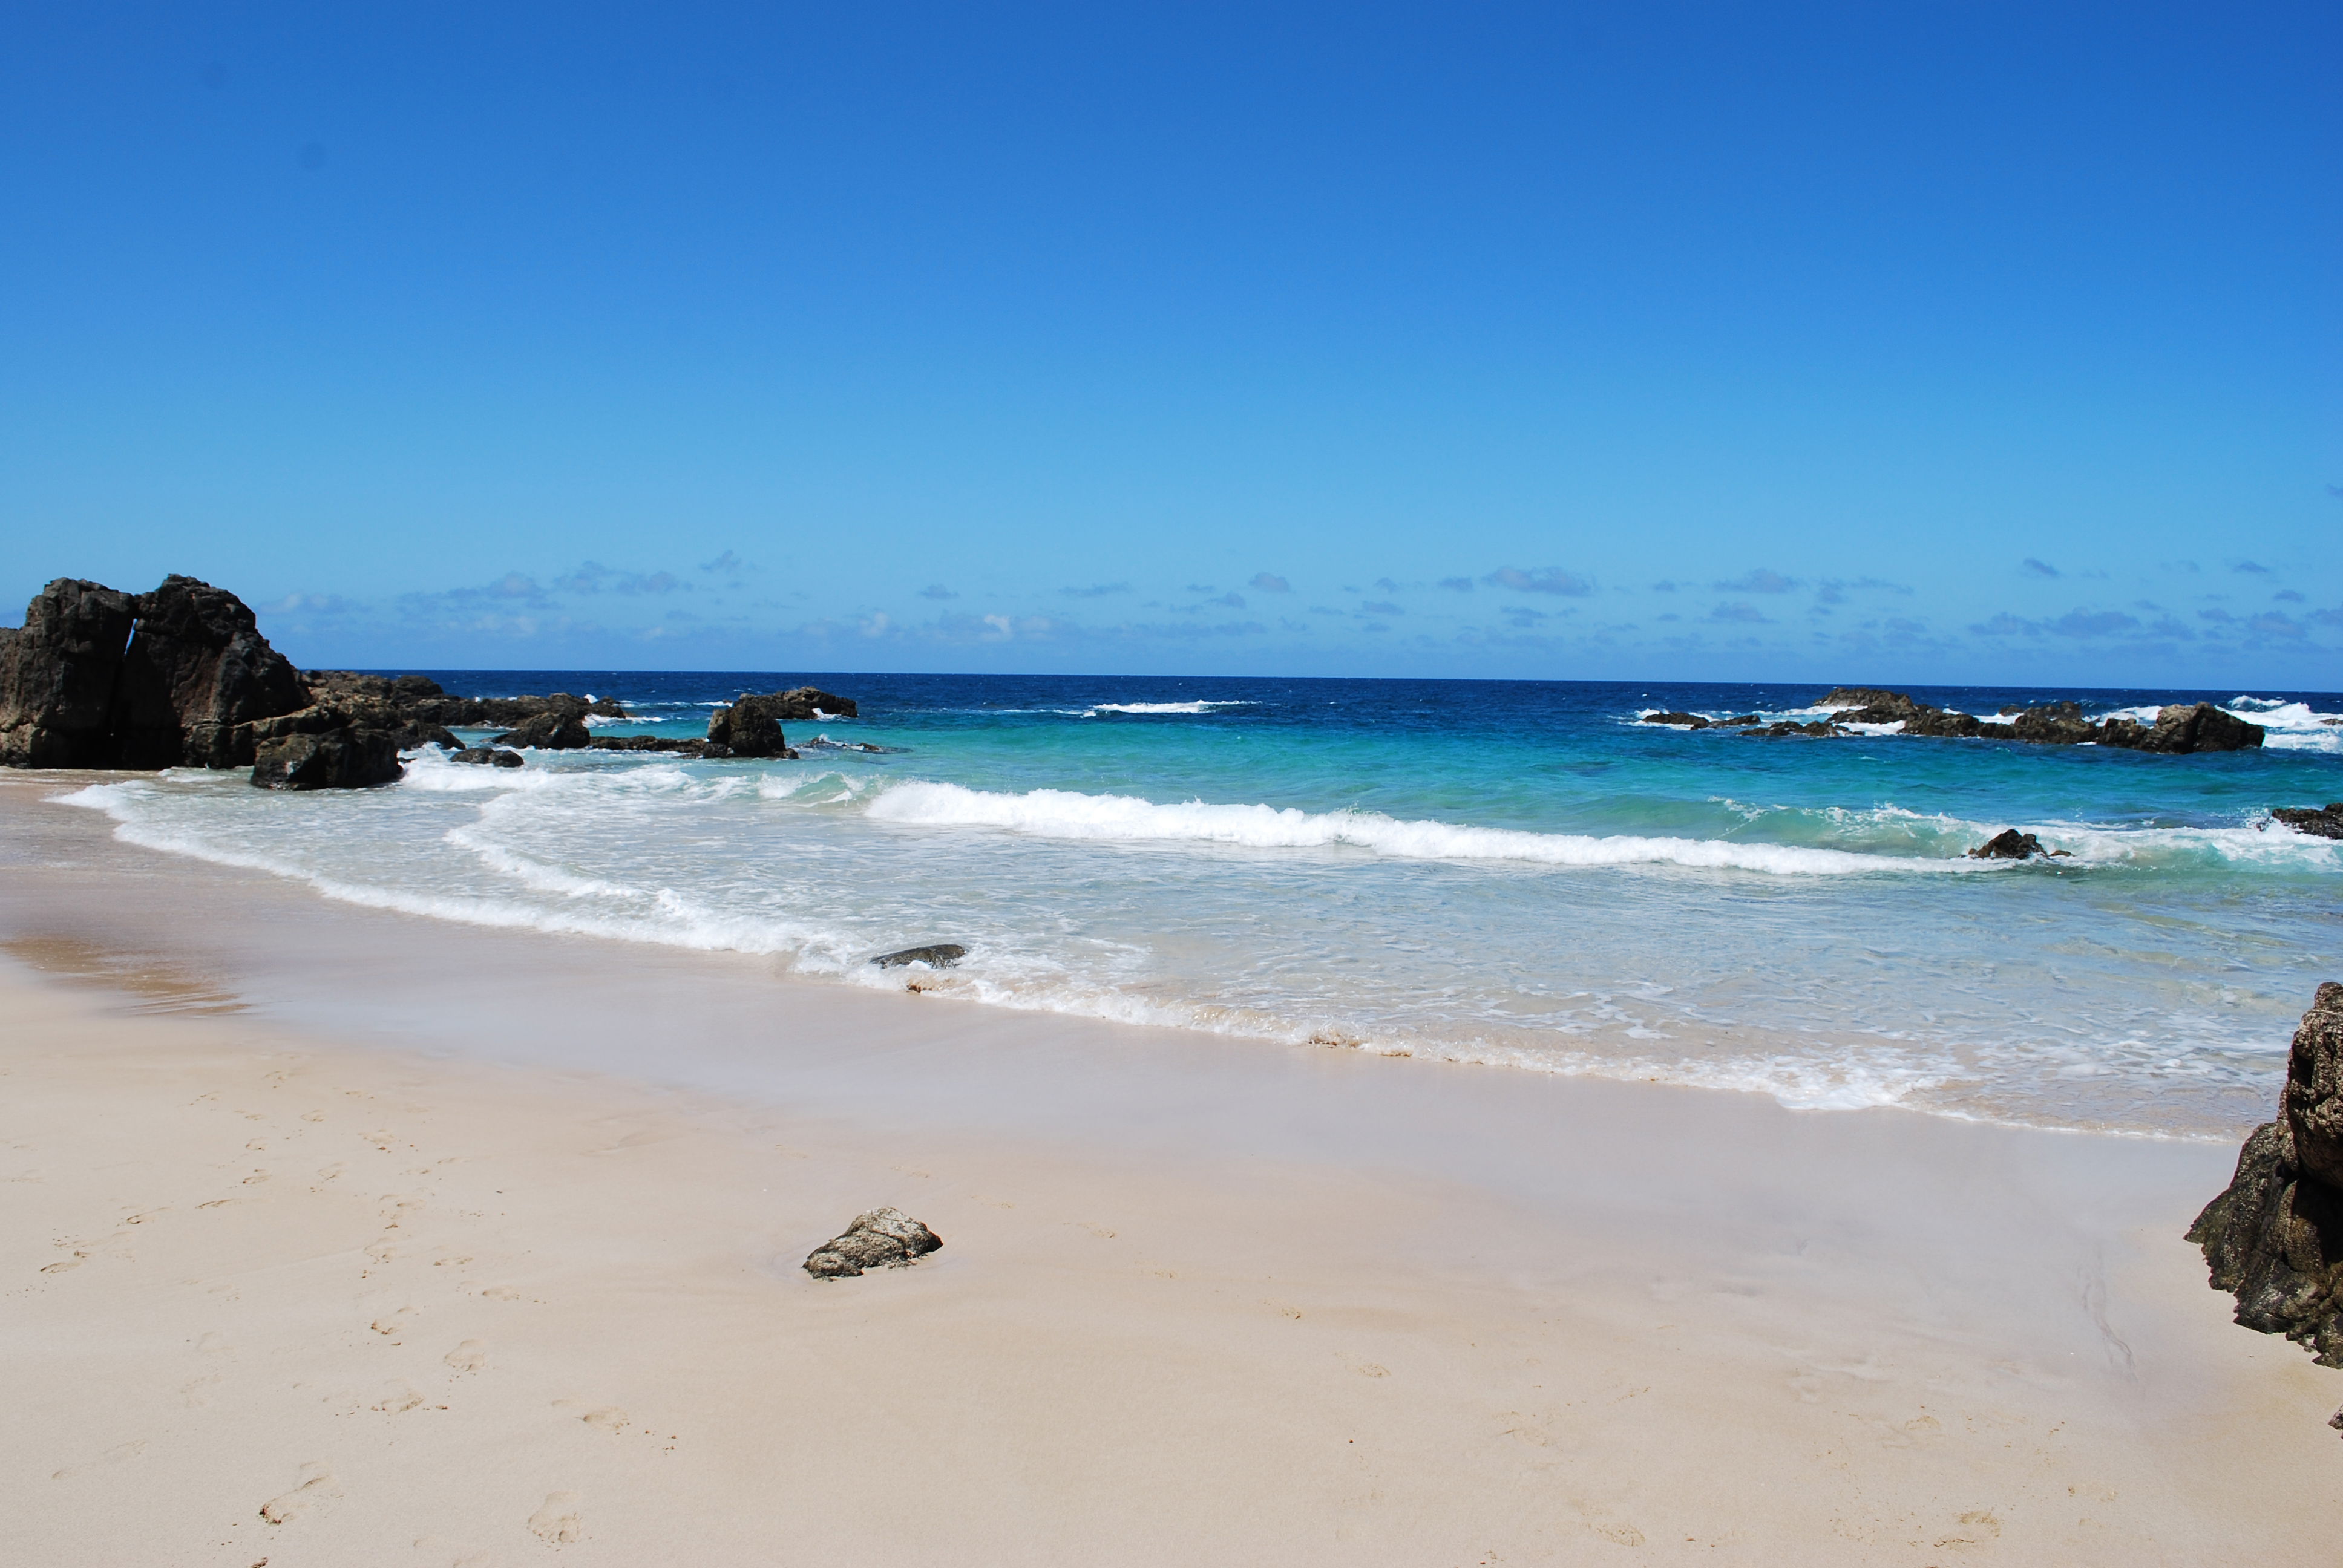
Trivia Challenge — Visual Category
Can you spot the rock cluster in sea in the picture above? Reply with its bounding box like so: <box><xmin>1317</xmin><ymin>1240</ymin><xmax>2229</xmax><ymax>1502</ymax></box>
<box><xmin>2191</xmin><ymin>984</ymin><xmax>2343</xmax><ymax>1368</ymax></box>
<box><xmin>1639</xmin><ymin>687</ymin><xmax>2264</xmax><ymax>752</ymax></box>
<box><xmin>803</xmin><ymin>1207</ymin><xmax>943</xmax><ymax>1278</ymax></box>
<box><xmin>2272</xmin><ymin>805</ymin><xmax>2343</xmax><ymax>841</ymax></box>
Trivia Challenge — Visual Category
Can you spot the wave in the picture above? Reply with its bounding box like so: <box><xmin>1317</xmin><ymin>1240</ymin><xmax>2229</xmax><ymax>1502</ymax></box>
<box><xmin>1084</xmin><ymin>701</ymin><xmax>1254</xmax><ymax>716</ymax></box>
<box><xmin>862</xmin><ymin>782</ymin><xmax>1977</xmax><ymax>876</ymax></box>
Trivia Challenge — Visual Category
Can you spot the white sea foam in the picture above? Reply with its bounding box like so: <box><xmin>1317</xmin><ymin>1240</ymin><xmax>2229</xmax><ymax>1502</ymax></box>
<box><xmin>862</xmin><ymin>782</ymin><xmax>1975</xmax><ymax>875</ymax></box>
<box><xmin>1083</xmin><ymin>701</ymin><xmax>1254</xmax><ymax>716</ymax></box>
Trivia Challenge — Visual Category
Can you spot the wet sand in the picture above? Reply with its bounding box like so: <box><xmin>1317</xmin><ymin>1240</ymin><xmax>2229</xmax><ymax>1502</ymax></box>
<box><xmin>2</xmin><ymin>775</ymin><xmax>2336</xmax><ymax>1564</ymax></box>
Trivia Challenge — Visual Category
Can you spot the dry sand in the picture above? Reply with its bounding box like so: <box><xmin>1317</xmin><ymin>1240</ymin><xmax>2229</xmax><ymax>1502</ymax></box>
<box><xmin>2</xmin><ymin>775</ymin><xmax>2338</xmax><ymax>1564</ymax></box>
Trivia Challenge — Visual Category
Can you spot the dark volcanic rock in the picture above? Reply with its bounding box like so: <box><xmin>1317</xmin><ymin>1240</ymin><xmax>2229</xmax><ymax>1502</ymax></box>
<box><xmin>451</xmin><ymin>746</ymin><xmax>525</xmax><ymax>768</ymax></box>
<box><xmin>1967</xmin><ymin>829</ymin><xmax>2069</xmax><ymax>860</ymax></box>
<box><xmin>707</xmin><ymin>694</ymin><xmax>799</xmax><ymax>758</ymax></box>
<box><xmin>1640</xmin><ymin>711</ymin><xmax>1709</xmax><ymax>729</ymax></box>
<box><xmin>871</xmin><ymin>943</ymin><xmax>967</xmax><ymax>970</ymax></box>
<box><xmin>111</xmin><ymin>576</ymin><xmax>310</xmax><ymax>768</ymax></box>
<box><xmin>1904</xmin><ymin>708</ymin><xmax>1985</xmax><ymax>738</ymax></box>
<box><xmin>1714</xmin><ymin>714</ymin><xmax>1761</xmax><ymax>727</ymax></box>
<box><xmin>589</xmin><ymin>735</ymin><xmax>713</xmax><ymax>755</ymax></box>
<box><xmin>1746</xmin><ymin>720</ymin><xmax>1843</xmax><ymax>737</ymax></box>
<box><xmin>493</xmin><ymin>710</ymin><xmax>592</xmax><ymax>750</ymax></box>
<box><xmin>250</xmin><ymin>725</ymin><xmax>405</xmax><ymax>790</ymax></box>
<box><xmin>2273</xmin><ymin>805</ymin><xmax>2343</xmax><ymax>841</ymax></box>
<box><xmin>0</xmin><ymin>579</ymin><xmax>141</xmax><ymax>767</ymax></box>
<box><xmin>2190</xmin><ymin>984</ymin><xmax>2343</xmax><ymax>1367</ymax></box>
<box><xmin>803</xmin><ymin>1207</ymin><xmax>943</xmax><ymax>1279</ymax></box>
<box><xmin>2100</xmin><ymin>702</ymin><xmax>2264</xmax><ymax>754</ymax></box>
<box><xmin>2008</xmin><ymin>703</ymin><xmax>2097</xmax><ymax>746</ymax></box>
<box><xmin>767</xmin><ymin>686</ymin><xmax>857</xmax><ymax>720</ymax></box>
<box><xmin>1820</xmin><ymin>687</ymin><xmax>1920</xmax><ymax>716</ymax></box>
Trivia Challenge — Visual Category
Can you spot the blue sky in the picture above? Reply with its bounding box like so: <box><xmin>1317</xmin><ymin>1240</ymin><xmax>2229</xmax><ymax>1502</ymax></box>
<box><xmin>2</xmin><ymin>2</ymin><xmax>2336</xmax><ymax>684</ymax></box>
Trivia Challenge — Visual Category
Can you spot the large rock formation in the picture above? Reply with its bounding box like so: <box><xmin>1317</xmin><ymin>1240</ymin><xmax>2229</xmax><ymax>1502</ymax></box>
<box><xmin>707</xmin><ymin>694</ymin><xmax>798</xmax><ymax>758</ymax></box>
<box><xmin>802</xmin><ymin>1208</ymin><xmax>943</xmax><ymax>1278</ymax></box>
<box><xmin>2189</xmin><ymin>984</ymin><xmax>2343</xmax><ymax>1366</ymax></box>
<box><xmin>110</xmin><ymin>575</ymin><xmax>314</xmax><ymax>767</ymax></box>
<box><xmin>762</xmin><ymin>686</ymin><xmax>857</xmax><ymax>721</ymax></box>
<box><xmin>305</xmin><ymin>671</ymin><xmax>625</xmax><ymax>730</ymax></box>
<box><xmin>0</xmin><ymin>580</ymin><xmax>140</xmax><ymax>766</ymax></box>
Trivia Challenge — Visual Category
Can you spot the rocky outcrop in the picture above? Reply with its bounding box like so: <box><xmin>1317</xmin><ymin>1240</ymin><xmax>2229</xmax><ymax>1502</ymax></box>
<box><xmin>110</xmin><ymin>575</ymin><xmax>312</xmax><ymax>768</ymax></box>
<box><xmin>0</xmin><ymin>580</ymin><xmax>143</xmax><ymax>766</ymax></box>
<box><xmin>764</xmin><ymin>687</ymin><xmax>857</xmax><ymax>720</ymax></box>
<box><xmin>1968</xmin><ymin>829</ymin><xmax>2070</xmax><ymax>861</ymax></box>
<box><xmin>305</xmin><ymin>672</ymin><xmax>626</xmax><ymax>730</ymax></box>
<box><xmin>589</xmin><ymin>736</ymin><xmax>731</xmax><ymax>757</ymax></box>
<box><xmin>451</xmin><ymin>746</ymin><xmax>525</xmax><ymax>768</ymax></box>
<box><xmin>1804</xmin><ymin>689</ymin><xmax>2264</xmax><ymax>753</ymax></box>
<box><xmin>1640</xmin><ymin>711</ymin><xmax>1709</xmax><ymax>728</ymax></box>
<box><xmin>493</xmin><ymin>709</ymin><xmax>591</xmax><ymax>750</ymax></box>
<box><xmin>2190</xmin><ymin>984</ymin><xmax>2343</xmax><ymax>1367</ymax></box>
<box><xmin>1746</xmin><ymin>720</ymin><xmax>1843</xmax><ymax>737</ymax></box>
<box><xmin>870</xmin><ymin>943</ymin><xmax>967</xmax><ymax>970</ymax></box>
<box><xmin>707</xmin><ymin>695</ymin><xmax>798</xmax><ymax>759</ymax></box>
<box><xmin>803</xmin><ymin>1207</ymin><xmax>943</xmax><ymax>1279</ymax></box>
<box><xmin>2273</xmin><ymin>805</ymin><xmax>2343</xmax><ymax>841</ymax></box>
<box><xmin>251</xmin><ymin>724</ymin><xmax>405</xmax><ymax>790</ymax></box>
<box><xmin>2099</xmin><ymin>702</ymin><xmax>2264</xmax><ymax>755</ymax></box>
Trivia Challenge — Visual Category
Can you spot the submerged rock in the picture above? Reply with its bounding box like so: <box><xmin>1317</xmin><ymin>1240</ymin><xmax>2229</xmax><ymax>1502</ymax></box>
<box><xmin>2273</xmin><ymin>805</ymin><xmax>2343</xmax><ymax>841</ymax></box>
<box><xmin>870</xmin><ymin>944</ymin><xmax>968</xmax><ymax>970</ymax></box>
<box><xmin>803</xmin><ymin>1207</ymin><xmax>943</xmax><ymax>1278</ymax></box>
<box><xmin>451</xmin><ymin>746</ymin><xmax>525</xmax><ymax>768</ymax></box>
<box><xmin>1967</xmin><ymin>829</ymin><xmax>2069</xmax><ymax>861</ymax></box>
<box><xmin>2190</xmin><ymin>983</ymin><xmax>2343</xmax><ymax>1368</ymax></box>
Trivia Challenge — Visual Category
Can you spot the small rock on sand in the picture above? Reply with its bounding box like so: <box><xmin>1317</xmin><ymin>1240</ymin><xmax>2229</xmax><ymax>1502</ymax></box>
<box><xmin>804</xmin><ymin>1207</ymin><xmax>943</xmax><ymax>1278</ymax></box>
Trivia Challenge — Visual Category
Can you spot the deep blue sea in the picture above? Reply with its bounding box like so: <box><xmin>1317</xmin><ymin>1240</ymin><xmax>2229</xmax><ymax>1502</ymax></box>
<box><xmin>63</xmin><ymin>673</ymin><xmax>2343</xmax><ymax>1137</ymax></box>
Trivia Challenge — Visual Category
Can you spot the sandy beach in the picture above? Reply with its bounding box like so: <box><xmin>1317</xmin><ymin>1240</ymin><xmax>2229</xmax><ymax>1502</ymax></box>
<box><xmin>4</xmin><ymin>773</ymin><xmax>2338</xmax><ymax>1564</ymax></box>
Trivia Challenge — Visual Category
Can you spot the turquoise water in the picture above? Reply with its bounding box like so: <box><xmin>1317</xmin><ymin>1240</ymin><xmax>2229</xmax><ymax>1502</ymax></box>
<box><xmin>61</xmin><ymin>674</ymin><xmax>2343</xmax><ymax>1136</ymax></box>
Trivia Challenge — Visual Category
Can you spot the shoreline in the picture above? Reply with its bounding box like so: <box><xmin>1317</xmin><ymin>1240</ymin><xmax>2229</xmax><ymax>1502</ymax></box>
<box><xmin>5</xmin><ymin>775</ymin><xmax>2340</xmax><ymax>1561</ymax></box>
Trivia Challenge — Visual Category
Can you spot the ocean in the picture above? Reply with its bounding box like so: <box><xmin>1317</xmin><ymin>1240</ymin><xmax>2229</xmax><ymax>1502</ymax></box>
<box><xmin>58</xmin><ymin>673</ymin><xmax>2343</xmax><ymax>1138</ymax></box>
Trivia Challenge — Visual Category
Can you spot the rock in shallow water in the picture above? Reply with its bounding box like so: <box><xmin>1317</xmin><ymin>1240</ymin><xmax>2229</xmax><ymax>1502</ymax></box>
<box><xmin>803</xmin><ymin>1207</ymin><xmax>943</xmax><ymax>1278</ymax></box>
<box><xmin>1967</xmin><ymin>829</ymin><xmax>2069</xmax><ymax>861</ymax></box>
<box><xmin>251</xmin><ymin>727</ymin><xmax>405</xmax><ymax>789</ymax></box>
<box><xmin>870</xmin><ymin>944</ymin><xmax>967</xmax><ymax>969</ymax></box>
<box><xmin>2272</xmin><ymin>805</ymin><xmax>2343</xmax><ymax>841</ymax></box>
<box><xmin>2190</xmin><ymin>983</ymin><xmax>2343</xmax><ymax>1367</ymax></box>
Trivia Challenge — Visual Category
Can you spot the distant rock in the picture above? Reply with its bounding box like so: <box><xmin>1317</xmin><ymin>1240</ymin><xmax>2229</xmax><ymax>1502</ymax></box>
<box><xmin>451</xmin><ymin>746</ymin><xmax>525</xmax><ymax>768</ymax></box>
<box><xmin>2273</xmin><ymin>805</ymin><xmax>2343</xmax><ymax>841</ymax></box>
<box><xmin>2100</xmin><ymin>702</ymin><xmax>2264</xmax><ymax>754</ymax></box>
<box><xmin>1967</xmin><ymin>829</ymin><xmax>2069</xmax><ymax>860</ymax></box>
<box><xmin>803</xmin><ymin>1207</ymin><xmax>943</xmax><ymax>1278</ymax></box>
<box><xmin>870</xmin><ymin>943</ymin><xmax>967</xmax><ymax>969</ymax></box>
<box><xmin>1639</xmin><ymin>711</ymin><xmax>1709</xmax><ymax>729</ymax></box>
<box><xmin>1746</xmin><ymin>720</ymin><xmax>1843</xmax><ymax>737</ymax></box>
<box><xmin>767</xmin><ymin>686</ymin><xmax>858</xmax><ymax>720</ymax></box>
<box><xmin>2191</xmin><ymin>983</ymin><xmax>2343</xmax><ymax>1368</ymax></box>
<box><xmin>251</xmin><ymin>724</ymin><xmax>405</xmax><ymax>790</ymax></box>
<box><xmin>706</xmin><ymin>694</ymin><xmax>798</xmax><ymax>758</ymax></box>
<box><xmin>0</xmin><ymin>579</ymin><xmax>139</xmax><ymax>767</ymax></box>
<box><xmin>493</xmin><ymin>710</ymin><xmax>592</xmax><ymax>750</ymax></box>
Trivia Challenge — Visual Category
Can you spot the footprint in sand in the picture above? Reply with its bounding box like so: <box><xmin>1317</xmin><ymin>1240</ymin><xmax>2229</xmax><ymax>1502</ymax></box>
<box><xmin>370</xmin><ymin>1307</ymin><xmax>415</xmax><ymax>1336</ymax></box>
<box><xmin>526</xmin><ymin>1491</ymin><xmax>583</xmax><ymax>1544</ymax></box>
<box><xmin>50</xmin><ymin>1438</ymin><xmax>148</xmax><ymax>1480</ymax></box>
<box><xmin>315</xmin><ymin>1163</ymin><xmax>345</xmax><ymax>1182</ymax></box>
<box><xmin>182</xmin><ymin>1372</ymin><xmax>224</xmax><ymax>1407</ymax></box>
<box><xmin>242</xmin><ymin>1171</ymin><xmax>270</xmax><ymax>1185</ymax></box>
<box><xmin>259</xmin><ymin>1460</ymin><xmax>340</xmax><ymax>1524</ymax></box>
<box><xmin>373</xmin><ymin>1379</ymin><xmax>425</xmax><ymax>1413</ymax></box>
<box><xmin>444</xmin><ymin>1339</ymin><xmax>487</xmax><ymax>1373</ymax></box>
<box><xmin>582</xmin><ymin>1407</ymin><xmax>628</xmax><ymax>1434</ymax></box>
<box><xmin>480</xmin><ymin>1285</ymin><xmax>522</xmax><ymax>1301</ymax></box>
<box><xmin>41</xmin><ymin>1251</ymin><xmax>87</xmax><ymax>1274</ymax></box>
